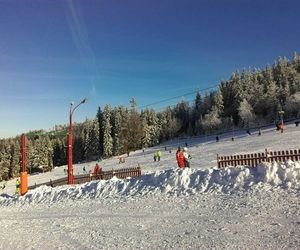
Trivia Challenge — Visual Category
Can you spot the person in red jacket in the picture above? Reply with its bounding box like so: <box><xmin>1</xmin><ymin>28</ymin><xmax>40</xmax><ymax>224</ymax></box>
<box><xmin>93</xmin><ymin>163</ymin><xmax>102</xmax><ymax>179</ymax></box>
<box><xmin>176</xmin><ymin>147</ymin><xmax>185</xmax><ymax>169</ymax></box>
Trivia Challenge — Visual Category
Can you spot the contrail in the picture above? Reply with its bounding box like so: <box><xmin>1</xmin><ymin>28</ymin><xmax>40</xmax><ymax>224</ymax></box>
<box><xmin>65</xmin><ymin>0</ymin><xmax>100</xmax><ymax>97</ymax></box>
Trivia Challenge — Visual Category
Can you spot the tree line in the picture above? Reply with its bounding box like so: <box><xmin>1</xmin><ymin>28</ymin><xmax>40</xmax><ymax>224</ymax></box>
<box><xmin>1</xmin><ymin>52</ymin><xmax>300</xmax><ymax>181</ymax></box>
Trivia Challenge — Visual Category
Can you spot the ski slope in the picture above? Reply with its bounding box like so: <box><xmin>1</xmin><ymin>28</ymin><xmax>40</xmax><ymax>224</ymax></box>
<box><xmin>0</xmin><ymin>123</ymin><xmax>299</xmax><ymax>249</ymax></box>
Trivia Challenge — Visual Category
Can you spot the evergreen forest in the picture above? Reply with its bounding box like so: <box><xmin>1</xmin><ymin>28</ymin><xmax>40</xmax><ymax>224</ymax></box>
<box><xmin>1</xmin><ymin>53</ymin><xmax>300</xmax><ymax>181</ymax></box>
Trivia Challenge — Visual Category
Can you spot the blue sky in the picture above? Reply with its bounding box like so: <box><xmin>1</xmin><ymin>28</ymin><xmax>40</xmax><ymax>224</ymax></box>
<box><xmin>0</xmin><ymin>0</ymin><xmax>300</xmax><ymax>138</ymax></box>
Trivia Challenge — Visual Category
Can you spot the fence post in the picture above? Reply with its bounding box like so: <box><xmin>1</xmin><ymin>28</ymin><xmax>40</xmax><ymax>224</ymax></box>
<box><xmin>217</xmin><ymin>154</ymin><xmax>220</xmax><ymax>168</ymax></box>
<box><xmin>265</xmin><ymin>148</ymin><xmax>269</xmax><ymax>162</ymax></box>
<box><xmin>137</xmin><ymin>164</ymin><xmax>141</xmax><ymax>176</ymax></box>
<box><xmin>112</xmin><ymin>167</ymin><xmax>115</xmax><ymax>177</ymax></box>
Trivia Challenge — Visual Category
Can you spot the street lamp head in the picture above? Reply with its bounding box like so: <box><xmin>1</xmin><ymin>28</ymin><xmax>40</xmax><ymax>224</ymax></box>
<box><xmin>81</xmin><ymin>98</ymin><xmax>88</xmax><ymax>104</ymax></box>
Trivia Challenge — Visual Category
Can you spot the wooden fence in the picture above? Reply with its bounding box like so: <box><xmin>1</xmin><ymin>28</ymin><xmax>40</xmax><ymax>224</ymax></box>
<box><xmin>28</xmin><ymin>165</ymin><xmax>142</xmax><ymax>190</ymax></box>
<box><xmin>217</xmin><ymin>149</ymin><xmax>300</xmax><ymax>168</ymax></box>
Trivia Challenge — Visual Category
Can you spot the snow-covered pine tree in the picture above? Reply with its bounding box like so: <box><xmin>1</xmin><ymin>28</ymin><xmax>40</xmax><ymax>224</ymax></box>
<box><xmin>274</xmin><ymin>57</ymin><xmax>291</xmax><ymax>106</ymax></box>
<box><xmin>158</xmin><ymin>107</ymin><xmax>180</xmax><ymax>140</ymax></box>
<box><xmin>202</xmin><ymin>106</ymin><xmax>222</xmax><ymax>134</ymax></box>
<box><xmin>213</xmin><ymin>88</ymin><xmax>224</xmax><ymax>116</ymax></box>
<box><xmin>119</xmin><ymin>106</ymin><xmax>130</xmax><ymax>154</ymax></box>
<box><xmin>89</xmin><ymin>119</ymin><xmax>100</xmax><ymax>160</ymax></box>
<box><xmin>83</xmin><ymin>119</ymin><xmax>92</xmax><ymax>161</ymax></box>
<box><xmin>141</xmin><ymin>110</ymin><xmax>151</xmax><ymax>148</ymax></box>
<box><xmin>10</xmin><ymin>139</ymin><xmax>21</xmax><ymax>178</ymax></box>
<box><xmin>175</xmin><ymin>100</ymin><xmax>190</xmax><ymax>133</ymax></box>
<box><xmin>141</xmin><ymin>108</ymin><xmax>160</xmax><ymax>147</ymax></box>
<box><xmin>259</xmin><ymin>66</ymin><xmax>279</xmax><ymax>120</ymax></box>
<box><xmin>52</xmin><ymin>139</ymin><xmax>65</xmax><ymax>166</ymax></box>
<box><xmin>230</xmin><ymin>71</ymin><xmax>243</xmax><ymax>124</ymax></box>
<box><xmin>292</xmin><ymin>51</ymin><xmax>300</xmax><ymax>73</ymax></box>
<box><xmin>238</xmin><ymin>99</ymin><xmax>256</xmax><ymax>129</ymax></box>
<box><xmin>96</xmin><ymin>107</ymin><xmax>104</xmax><ymax>157</ymax></box>
<box><xmin>0</xmin><ymin>140</ymin><xmax>11</xmax><ymax>180</ymax></box>
<box><xmin>192</xmin><ymin>91</ymin><xmax>203</xmax><ymax>134</ymax></box>
<box><xmin>127</xmin><ymin>98</ymin><xmax>142</xmax><ymax>151</ymax></box>
<box><xmin>102</xmin><ymin>105</ymin><xmax>113</xmax><ymax>158</ymax></box>
<box><xmin>111</xmin><ymin>107</ymin><xmax>122</xmax><ymax>156</ymax></box>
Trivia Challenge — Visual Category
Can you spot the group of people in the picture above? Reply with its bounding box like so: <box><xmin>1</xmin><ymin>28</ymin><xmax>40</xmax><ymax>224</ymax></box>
<box><xmin>93</xmin><ymin>163</ymin><xmax>102</xmax><ymax>175</ymax></box>
<box><xmin>176</xmin><ymin>147</ymin><xmax>192</xmax><ymax>169</ymax></box>
<box><xmin>1</xmin><ymin>179</ymin><xmax>20</xmax><ymax>195</ymax></box>
<box><xmin>151</xmin><ymin>146</ymin><xmax>192</xmax><ymax>168</ymax></box>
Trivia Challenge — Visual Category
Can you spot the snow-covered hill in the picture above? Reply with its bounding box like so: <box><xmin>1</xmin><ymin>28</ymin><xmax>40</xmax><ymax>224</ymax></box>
<box><xmin>1</xmin><ymin>160</ymin><xmax>299</xmax><ymax>206</ymax></box>
<box><xmin>0</xmin><ymin>123</ymin><xmax>299</xmax><ymax>249</ymax></box>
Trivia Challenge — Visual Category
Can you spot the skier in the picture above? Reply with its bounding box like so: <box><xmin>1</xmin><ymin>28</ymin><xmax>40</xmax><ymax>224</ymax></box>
<box><xmin>1</xmin><ymin>181</ymin><xmax>7</xmax><ymax>191</ymax></box>
<box><xmin>83</xmin><ymin>165</ymin><xmax>87</xmax><ymax>174</ymax></box>
<box><xmin>156</xmin><ymin>150</ymin><xmax>162</xmax><ymax>161</ymax></box>
<box><xmin>15</xmin><ymin>179</ymin><xmax>20</xmax><ymax>195</ymax></box>
<box><xmin>93</xmin><ymin>163</ymin><xmax>102</xmax><ymax>179</ymax></box>
<box><xmin>176</xmin><ymin>147</ymin><xmax>185</xmax><ymax>169</ymax></box>
<box><xmin>183</xmin><ymin>147</ymin><xmax>192</xmax><ymax>168</ymax></box>
<box><xmin>94</xmin><ymin>163</ymin><xmax>99</xmax><ymax>176</ymax></box>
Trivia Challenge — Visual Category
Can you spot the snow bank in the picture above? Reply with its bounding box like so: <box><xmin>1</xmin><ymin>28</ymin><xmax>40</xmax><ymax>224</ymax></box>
<box><xmin>1</xmin><ymin>161</ymin><xmax>299</xmax><ymax>206</ymax></box>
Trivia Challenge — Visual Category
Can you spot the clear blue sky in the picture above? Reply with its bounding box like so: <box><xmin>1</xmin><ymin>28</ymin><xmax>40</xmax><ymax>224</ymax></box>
<box><xmin>0</xmin><ymin>0</ymin><xmax>300</xmax><ymax>138</ymax></box>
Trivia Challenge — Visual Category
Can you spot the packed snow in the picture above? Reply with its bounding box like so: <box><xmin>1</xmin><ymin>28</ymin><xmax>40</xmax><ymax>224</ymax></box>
<box><xmin>0</xmin><ymin>123</ymin><xmax>300</xmax><ymax>249</ymax></box>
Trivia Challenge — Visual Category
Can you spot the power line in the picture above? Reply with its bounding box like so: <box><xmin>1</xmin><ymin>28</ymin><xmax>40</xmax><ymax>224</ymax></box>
<box><xmin>137</xmin><ymin>84</ymin><xmax>218</xmax><ymax>110</ymax></box>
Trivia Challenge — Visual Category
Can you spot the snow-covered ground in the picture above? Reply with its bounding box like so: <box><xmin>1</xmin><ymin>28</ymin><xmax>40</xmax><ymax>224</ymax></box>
<box><xmin>0</xmin><ymin>123</ymin><xmax>300</xmax><ymax>249</ymax></box>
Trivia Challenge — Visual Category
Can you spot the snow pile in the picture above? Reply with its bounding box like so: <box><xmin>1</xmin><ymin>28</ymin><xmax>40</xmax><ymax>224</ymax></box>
<box><xmin>1</xmin><ymin>161</ymin><xmax>299</xmax><ymax>205</ymax></box>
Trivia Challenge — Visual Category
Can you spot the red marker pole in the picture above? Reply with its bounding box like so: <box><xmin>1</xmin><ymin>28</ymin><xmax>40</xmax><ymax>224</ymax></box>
<box><xmin>20</xmin><ymin>134</ymin><xmax>28</xmax><ymax>195</ymax></box>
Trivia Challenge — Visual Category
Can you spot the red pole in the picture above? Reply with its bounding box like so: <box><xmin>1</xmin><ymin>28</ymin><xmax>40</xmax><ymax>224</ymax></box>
<box><xmin>67</xmin><ymin>98</ymin><xmax>87</xmax><ymax>185</ymax></box>
<box><xmin>20</xmin><ymin>134</ymin><xmax>28</xmax><ymax>195</ymax></box>
<box><xmin>68</xmin><ymin>109</ymin><xmax>74</xmax><ymax>184</ymax></box>
<box><xmin>22</xmin><ymin>134</ymin><xmax>26</xmax><ymax>172</ymax></box>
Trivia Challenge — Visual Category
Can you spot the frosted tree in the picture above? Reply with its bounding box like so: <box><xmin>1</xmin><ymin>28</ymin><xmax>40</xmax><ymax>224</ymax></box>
<box><xmin>260</xmin><ymin>66</ymin><xmax>279</xmax><ymax>120</ymax></box>
<box><xmin>26</xmin><ymin>139</ymin><xmax>35</xmax><ymax>174</ymax></box>
<box><xmin>126</xmin><ymin>98</ymin><xmax>142</xmax><ymax>151</ymax></box>
<box><xmin>52</xmin><ymin>139</ymin><xmax>65</xmax><ymax>166</ymax></box>
<box><xmin>230</xmin><ymin>71</ymin><xmax>243</xmax><ymax>124</ymax></box>
<box><xmin>162</xmin><ymin>107</ymin><xmax>180</xmax><ymax>140</ymax></box>
<box><xmin>141</xmin><ymin>111</ymin><xmax>151</xmax><ymax>147</ymax></box>
<box><xmin>96</xmin><ymin>107</ymin><xmax>104</xmax><ymax>157</ymax></box>
<box><xmin>192</xmin><ymin>91</ymin><xmax>203</xmax><ymax>135</ymax></box>
<box><xmin>292</xmin><ymin>51</ymin><xmax>300</xmax><ymax>73</ymax></box>
<box><xmin>111</xmin><ymin>107</ymin><xmax>122</xmax><ymax>156</ymax></box>
<box><xmin>0</xmin><ymin>141</ymin><xmax>11</xmax><ymax>180</ymax></box>
<box><xmin>202</xmin><ymin>92</ymin><xmax>212</xmax><ymax>115</ymax></box>
<box><xmin>83</xmin><ymin>119</ymin><xmax>100</xmax><ymax>161</ymax></box>
<box><xmin>202</xmin><ymin>106</ymin><xmax>222</xmax><ymax>134</ymax></box>
<box><xmin>175</xmin><ymin>100</ymin><xmax>190</xmax><ymax>133</ymax></box>
<box><xmin>285</xmin><ymin>91</ymin><xmax>300</xmax><ymax>118</ymax></box>
<box><xmin>141</xmin><ymin>109</ymin><xmax>160</xmax><ymax>147</ymax></box>
<box><xmin>213</xmin><ymin>88</ymin><xmax>224</xmax><ymax>116</ymax></box>
<box><xmin>238</xmin><ymin>99</ymin><xmax>256</xmax><ymax>129</ymax></box>
<box><xmin>273</xmin><ymin>57</ymin><xmax>291</xmax><ymax>105</ymax></box>
<box><xmin>102</xmin><ymin>105</ymin><xmax>113</xmax><ymax>158</ymax></box>
<box><xmin>10</xmin><ymin>140</ymin><xmax>21</xmax><ymax>178</ymax></box>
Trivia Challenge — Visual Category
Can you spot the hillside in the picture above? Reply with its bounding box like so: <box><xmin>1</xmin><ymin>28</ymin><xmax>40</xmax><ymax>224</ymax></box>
<box><xmin>0</xmin><ymin>122</ymin><xmax>299</xmax><ymax>249</ymax></box>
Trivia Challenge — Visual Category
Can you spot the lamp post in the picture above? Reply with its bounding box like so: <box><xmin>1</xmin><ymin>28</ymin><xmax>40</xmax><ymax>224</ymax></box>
<box><xmin>68</xmin><ymin>98</ymin><xmax>87</xmax><ymax>184</ymax></box>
